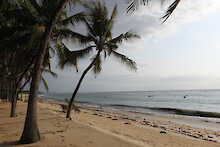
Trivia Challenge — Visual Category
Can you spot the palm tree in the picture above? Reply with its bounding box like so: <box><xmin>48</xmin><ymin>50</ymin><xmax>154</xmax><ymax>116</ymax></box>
<box><xmin>0</xmin><ymin>0</ymin><xmax>85</xmax><ymax>144</ymax></box>
<box><xmin>0</xmin><ymin>1</ymin><xmax>58</xmax><ymax>118</ymax></box>
<box><xmin>127</xmin><ymin>0</ymin><xmax>181</xmax><ymax>22</ymax></box>
<box><xmin>0</xmin><ymin>1</ymin><xmax>36</xmax><ymax>117</ymax></box>
<box><xmin>55</xmin><ymin>0</ymin><xmax>140</xmax><ymax>119</ymax></box>
<box><xmin>18</xmin><ymin>0</ymin><xmax>87</xmax><ymax>144</ymax></box>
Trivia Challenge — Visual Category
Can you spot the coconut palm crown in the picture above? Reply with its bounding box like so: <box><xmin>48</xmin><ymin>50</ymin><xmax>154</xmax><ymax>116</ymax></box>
<box><xmin>57</xmin><ymin>1</ymin><xmax>140</xmax><ymax>74</ymax></box>
<box><xmin>56</xmin><ymin>0</ymin><xmax>140</xmax><ymax>119</ymax></box>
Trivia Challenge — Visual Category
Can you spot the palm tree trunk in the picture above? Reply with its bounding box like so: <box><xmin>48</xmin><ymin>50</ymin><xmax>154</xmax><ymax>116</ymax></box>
<box><xmin>19</xmin><ymin>56</ymin><xmax>42</xmax><ymax>144</ymax></box>
<box><xmin>66</xmin><ymin>49</ymin><xmax>102</xmax><ymax>119</ymax></box>
<box><xmin>10</xmin><ymin>92</ymin><xmax>17</xmax><ymax>117</ymax></box>
<box><xmin>10</xmin><ymin>54</ymin><xmax>37</xmax><ymax>117</ymax></box>
<box><xmin>19</xmin><ymin>0</ymin><xmax>70</xmax><ymax>144</ymax></box>
<box><xmin>10</xmin><ymin>80</ymin><xmax>19</xmax><ymax>117</ymax></box>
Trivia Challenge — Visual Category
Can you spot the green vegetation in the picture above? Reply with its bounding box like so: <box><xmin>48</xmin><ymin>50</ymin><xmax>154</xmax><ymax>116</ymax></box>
<box><xmin>59</xmin><ymin>1</ymin><xmax>140</xmax><ymax>119</ymax></box>
<box><xmin>0</xmin><ymin>0</ymin><xmax>180</xmax><ymax>145</ymax></box>
<box><xmin>1</xmin><ymin>0</ymin><xmax>84</xmax><ymax>144</ymax></box>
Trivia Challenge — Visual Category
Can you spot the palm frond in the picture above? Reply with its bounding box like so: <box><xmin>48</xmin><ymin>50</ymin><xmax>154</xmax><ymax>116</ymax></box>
<box><xmin>42</xmin><ymin>69</ymin><xmax>58</xmax><ymax>78</ymax></box>
<box><xmin>127</xmin><ymin>0</ymin><xmax>138</xmax><ymax>13</ymax></box>
<box><xmin>127</xmin><ymin>0</ymin><xmax>149</xmax><ymax>13</ymax></box>
<box><xmin>105</xmin><ymin>43</ymin><xmax>118</xmax><ymax>51</ymax></box>
<box><xmin>110</xmin><ymin>50</ymin><xmax>137</xmax><ymax>71</ymax></box>
<box><xmin>5</xmin><ymin>8</ymin><xmax>37</xmax><ymax>25</ymax></box>
<box><xmin>54</xmin><ymin>28</ymin><xmax>93</xmax><ymax>45</ymax></box>
<box><xmin>70</xmin><ymin>45</ymin><xmax>95</xmax><ymax>58</ymax></box>
<box><xmin>41</xmin><ymin>76</ymin><xmax>49</xmax><ymax>91</ymax></box>
<box><xmin>42</xmin><ymin>48</ymin><xmax>52</xmax><ymax>70</ymax></box>
<box><xmin>57</xmin><ymin>43</ymin><xmax>95</xmax><ymax>71</ymax></box>
<box><xmin>92</xmin><ymin>55</ymin><xmax>102</xmax><ymax>74</ymax></box>
<box><xmin>104</xmin><ymin>4</ymin><xmax>118</xmax><ymax>38</ymax></box>
<box><xmin>29</xmin><ymin>0</ymin><xmax>42</xmax><ymax>15</ymax></box>
<box><xmin>79</xmin><ymin>0</ymin><xmax>95</xmax><ymax>12</ymax></box>
<box><xmin>56</xmin><ymin>44</ymin><xmax>76</xmax><ymax>70</ymax></box>
<box><xmin>82</xmin><ymin>17</ymin><xmax>97</xmax><ymax>40</ymax></box>
<box><xmin>40</xmin><ymin>0</ymin><xmax>60</xmax><ymax>18</ymax></box>
<box><xmin>22</xmin><ymin>0</ymin><xmax>41</xmax><ymax>17</ymax></box>
<box><xmin>109</xmin><ymin>4</ymin><xmax>117</xmax><ymax>24</ymax></box>
<box><xmin>82</xmin><ymin>0</ymin><xmax>110</xmax><ymax>38</ymax></box>
<box><xmin>108</xmin><ymin>31</ymin><xmax>140</xmax><ymax>45</ymax></box>
<box><xmin>59</xmin><ymin>12</ymin><xmax>85</xmax><ymax>26</ymax></box>
<box><xmin>127</xmin><ymin>0</ymin><xmax>181</xmax><ymax>22</ymax></box>
<box><xmin>161</xmin><ymin>0</ymin><xmax>180</xmax><ymax>23</ymax></box>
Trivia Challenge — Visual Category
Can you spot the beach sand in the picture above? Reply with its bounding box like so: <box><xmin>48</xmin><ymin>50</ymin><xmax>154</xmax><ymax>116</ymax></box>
<box><xmin>0</xmin><ymin>100</ymin><xmax>220</xmax><ymax>147</ymax></box>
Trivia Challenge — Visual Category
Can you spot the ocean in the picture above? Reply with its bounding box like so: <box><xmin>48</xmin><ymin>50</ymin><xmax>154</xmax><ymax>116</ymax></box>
<box><xmin>44</xmin><ymin>89</ymin><xmax>220</xmax><ymax>117</ymax></box>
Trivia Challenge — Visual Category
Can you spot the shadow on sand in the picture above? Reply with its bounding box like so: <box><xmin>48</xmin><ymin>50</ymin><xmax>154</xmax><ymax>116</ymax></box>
<box><xmin>0</xmin><ymin>141</ymin><xmax>19</xmax><ymax>147</ymax></box>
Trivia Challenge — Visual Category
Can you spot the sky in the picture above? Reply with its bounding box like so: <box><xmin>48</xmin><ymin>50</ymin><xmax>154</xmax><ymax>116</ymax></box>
<box><xmin>41</xmin><ymin>0</ymin><xmax>220</xmax><ymax>93</ymax></box>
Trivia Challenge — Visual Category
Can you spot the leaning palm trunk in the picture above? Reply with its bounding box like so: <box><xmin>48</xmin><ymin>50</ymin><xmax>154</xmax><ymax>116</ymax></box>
<box><xmin>66</xmin><ymin>49</ymin><xmax>102</xmax><ymax>119</ymax></box>
<box><xmin>19</xmin><ymin>0</ymin><xmax>70</xmax><ymax>144</ymax></box>
<box><xmin>64</xmin><ymin>1</ymin><xmax>139</xmax><ymax>119</ymax></box>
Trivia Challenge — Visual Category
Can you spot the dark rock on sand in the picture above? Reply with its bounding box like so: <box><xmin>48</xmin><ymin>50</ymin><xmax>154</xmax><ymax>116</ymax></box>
<box><xmin>209</xmin><ymin>140</ymin><xmax>217</xmax><ymax>143</ymax></box>
<box><xmin>152</xmin><ymin>124</ymin><xmax>159</xmax><ymax>128</ymax></box>
<box><xmin>160</xmin><ymin>131</ymin><xmax>166</xmax><ymax>134</ymax></box>
<box><xmin>124</xmin><ymin>122</ymin><xmax>131</xmax><ymax>125</ymax></box>
<box><xmin>196</xmin><ymin>133</ymin><xmax>203</xmax><ymax>137</ymax></box>
<box><xmin>203</xmin><ymin>138</ymin><xmax>209</xmax><ymax>141</ymax></box>
<box><xmin>192</xmin><ymin>135</ymin><xmax>199</xmax><ymax>139</ymax></box>
<box><xmin>160</xmin><ymin>126</ymin><xmax>166</xmax><ymax>130</ymax></box>
<box><xmin>122</xmin><ymin>117</ymin><xmax>129</xmax><ymax>120</ymax></box>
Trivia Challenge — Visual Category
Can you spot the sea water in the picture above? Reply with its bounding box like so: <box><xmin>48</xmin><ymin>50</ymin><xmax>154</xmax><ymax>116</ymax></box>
<box><xmin>44</xmin><ymin>89</ymin><xmax>220</xmax><ymax>114</ymax></box>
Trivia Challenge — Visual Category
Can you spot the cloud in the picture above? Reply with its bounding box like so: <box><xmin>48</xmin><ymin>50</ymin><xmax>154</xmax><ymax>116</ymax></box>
<box><xmin>169</xmin><ymin>0</ymin><xmax>220</xmax><ymax>23</ymax></box>
<box><xmin>43</xmin><ymin>0</ymin><xmax>220</xmax><ymax>92</ymax></box>
<box><xmin>113</xmin><ymin>0</ymin><xmax>220</xmax><ymax>51</ymax></box>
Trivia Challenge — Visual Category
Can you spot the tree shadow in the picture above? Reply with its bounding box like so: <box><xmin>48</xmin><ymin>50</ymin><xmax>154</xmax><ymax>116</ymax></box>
<box><xmin>0</xmin><ymin>141</ymin><xmax>19</xmax><ymax>147</ymax></box>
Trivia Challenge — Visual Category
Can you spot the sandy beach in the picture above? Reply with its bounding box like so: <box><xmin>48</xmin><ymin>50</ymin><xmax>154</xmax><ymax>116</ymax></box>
<box><xmin>0</xmin><ymin>100</ymin><xmax>220</xmax><ymax>147</ymax></box>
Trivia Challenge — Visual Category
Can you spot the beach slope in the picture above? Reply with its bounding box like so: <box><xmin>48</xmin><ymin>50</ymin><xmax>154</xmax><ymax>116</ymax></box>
<box><xmin>0</xmin><ymin>101</ymin><xmax>219</xmax><ymax>147</ymax></box>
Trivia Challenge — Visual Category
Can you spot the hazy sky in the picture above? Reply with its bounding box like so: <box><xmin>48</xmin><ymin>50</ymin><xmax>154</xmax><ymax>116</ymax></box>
<box><xmin>41</xmin><ymin>0</ymin><xmax>220</xmax><ymax>93</ymax></box>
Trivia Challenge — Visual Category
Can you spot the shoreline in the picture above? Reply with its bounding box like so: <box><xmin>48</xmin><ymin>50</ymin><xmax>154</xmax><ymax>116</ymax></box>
<box><xmin>1</xmin><ymin>100</ymin><xmax>220</xmax><ymax>147</ymax></box>
<box><xmin>44</xmin><ymin>94</ymin><xmax>220</xmax><ymax>119</ymax></box>
<box><xmin>43</xmin><ymin>98</ymin><xmax>220</xmax><ymax>142</ymax></box>
<box><xmin>45</xmin><ymin>97</ymin><xmax>220</xmax><ymax>131</ymax></box>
